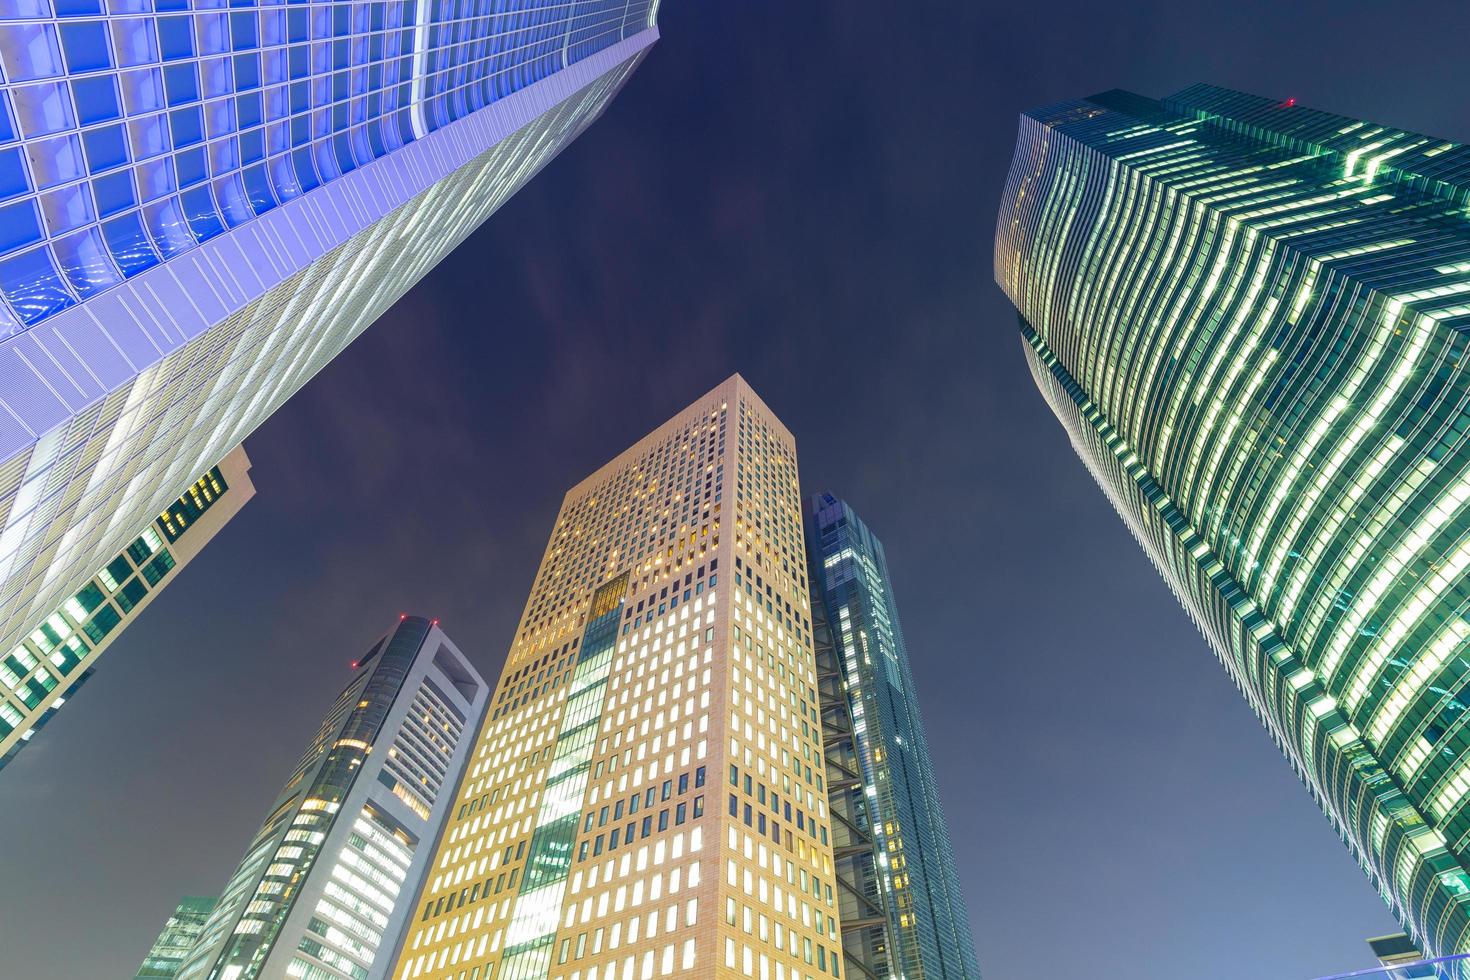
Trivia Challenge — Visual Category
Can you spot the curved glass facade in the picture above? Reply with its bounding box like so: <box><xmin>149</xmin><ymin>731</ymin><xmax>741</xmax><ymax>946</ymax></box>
<box><xmin>0</xmin><ymin>2</ymin><xmax>659</xmax><ymax>756</ymax></box>
<box><xmin>0</xmin><ymin>0</ymin><xmax>652</xmax><ymax>331</ymax></box>
<box><xmin>997</xmin><ymin>86</ymin><xmax>1470</xmax><ymax>960</ymax></box>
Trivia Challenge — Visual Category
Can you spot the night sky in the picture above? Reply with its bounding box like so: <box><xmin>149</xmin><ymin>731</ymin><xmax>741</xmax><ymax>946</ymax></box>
<box><xmin>2</xmin><ymin>2</ymin><xmax>1468</xmax><ymax>978</ymax></box>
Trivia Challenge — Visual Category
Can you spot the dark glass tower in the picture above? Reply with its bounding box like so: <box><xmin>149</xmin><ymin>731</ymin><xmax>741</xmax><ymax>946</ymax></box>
<box><xmin>997</xmin><ymin>85</ymin><xmax>1470</xmax><ymax>961</ymax></box>
<box><xmin>806</xmin><ymin>493</ymin><xmax>981</xmax><ymax>980</ymax></box>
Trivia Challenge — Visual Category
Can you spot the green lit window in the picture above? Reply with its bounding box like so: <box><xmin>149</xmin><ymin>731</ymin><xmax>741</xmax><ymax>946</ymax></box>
<box><xmin>140</xmin><ymin>550</ymin><xmax>175</xmax><ymax>586</ymax></box>
<box><xmin>100</xmin><ymin>555</ymin><xmax>131</xmax><ymax>591</ymax></box>
<box><xmin>126</xmin><ymin>527</ymin><xmax>164</xmax><ymax>566</ymax></box>
<box><xmin>71</xmin><ymin>581</ymin><xmax>106</xmax><ymax>615</ymax></box>
<box><xmin>114</xmin><ymin>577</ymin><xmax>148</xmax><ymax>614</ymax></box>
<box><xmin>83</xmin><ymin>605</ymin><xmax>122</xmax><ymax>644</ymax></box>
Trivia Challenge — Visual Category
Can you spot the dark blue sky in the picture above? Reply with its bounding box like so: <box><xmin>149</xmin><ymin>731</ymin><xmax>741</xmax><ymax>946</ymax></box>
<box><xmin>3</xmin><ymin>2</ymin><xmax>1468</xmax><ymax>977</ymax></box>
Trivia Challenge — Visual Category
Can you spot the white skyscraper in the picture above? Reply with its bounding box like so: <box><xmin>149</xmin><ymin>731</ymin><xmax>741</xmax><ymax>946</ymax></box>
<box><xmin>176</xmin><ymin>616</ymin><xmax>489</xmax><ymax>980</ymax></box>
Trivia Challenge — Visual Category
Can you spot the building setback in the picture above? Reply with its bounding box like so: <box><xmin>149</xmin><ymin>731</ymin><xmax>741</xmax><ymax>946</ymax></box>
<box><xmin>806</xmin><ymin>494</ymin><xmax>981</xmax><ymax>980</ymax></box>
<box><xmin>997</xmin><ymin>85</ymin><xmax>1470</xmax><ymax>959</ymax></box>
<box><xmin>0</xmin><ymin>3</ymin><xmax>661</xmax><ymax>733</ymax></box>
<box><xmin>0</xmin><ymin>445</ymin><xmax>253</xmax><ymax>769</ymax></box>
<box><xmin>175</xmin><ymin>616</ymin><xmax>488</xmax><ymax>980</ymax></box>
<box><xmin>135</xmin><ymin>897</ymin><xmax>217</xmax><ymax>979</ymax></box>
<box><xmin>1367</xmin><ymin>933</ymin><xmax>1425</xmax><ymax>969</ymax></box>
<box><xmin>387</xmin><ymin>376</ymin><xmax>843</xmax><ymax>980</ymax></box>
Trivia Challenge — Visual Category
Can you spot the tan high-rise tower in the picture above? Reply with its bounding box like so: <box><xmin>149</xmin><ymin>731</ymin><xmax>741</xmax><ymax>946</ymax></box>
<box><xmin>388</xmin><ymin>376</ymin><xmax>840</xmax><ymax>980</ymax></box>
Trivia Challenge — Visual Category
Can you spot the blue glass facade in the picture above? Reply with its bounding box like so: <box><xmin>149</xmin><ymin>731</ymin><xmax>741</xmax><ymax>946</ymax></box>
<box><xmin>0</xmin><ymin>0</ymin><xmax>651</xmax><ymax>330</ymax></box>
<box><xmin>806</xmin><ymin>493</ymin><xmax>982</xmax><ymax>980</ymax></box>
<box><xmin>0</xmin><ymin>2</ymin><xmax>657</xmax><ymax>758</ymax></box>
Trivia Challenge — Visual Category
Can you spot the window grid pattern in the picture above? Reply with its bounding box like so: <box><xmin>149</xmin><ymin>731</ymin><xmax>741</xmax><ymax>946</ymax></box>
<box><xmin>395</xmin><ymin>377</ymin><xmax>842</xmax><ymax>980</ymax></box>
<box><xmin>188</xmin><ymin>620</ymin><xmax>434</xmax><ymax>980</ymax></box>
<box><xmin>295</xmin><ymin>804</ymin><xmax>417</xmax><ymax>980</ymax></box>
<box><xmin>383</xmin><ymin>682</ymin><xmax>470</xmax><ymax>816</ymax></box>
<box><xmin>176</xmin><ymin>620</ymin><xmax>488</xmax><ymax>980</ymax></box>
<box><xmin>996</xmin><ymin>85</ymin><xmax>1470</xmax><ymax>960</ymax></box>
<box><xmin>157</xmin><ymin>463</ymin><xmax>227</xmax><ymax>540</ymax></box>
<box><xmin>806</xmin><ymin>494</ymin><xmax>981</xmax><ymax>980</ymax></box>
<box><xmin>0</xmin><ymin>44</ymin><xmax>648</xmax><ymax>760</ymax></box>
<box><xmin>135</xmin><ymin>897</ymin><xmax>218</xmax><ymax>979</ymax></box>
<box><xmin>0</xmin><ymin>450</ymin><xmax>242</xmax><ymax>769</ymax></box>
<box><xmin>0</xmin><ymin>0</ymin><xmax>653</xmax><ymax>330</ymax></box>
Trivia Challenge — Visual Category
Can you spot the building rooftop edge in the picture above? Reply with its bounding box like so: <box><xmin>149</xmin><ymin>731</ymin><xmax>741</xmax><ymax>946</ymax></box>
<box><xmin>560</xmin><ymin>373</ymin><xmax>789</xmax><ymax>503</ymax></box>
<box><xmin>1018</xmin><ymin>82</ymin><xmax>1469</xmax><ymax>210</ymax></box>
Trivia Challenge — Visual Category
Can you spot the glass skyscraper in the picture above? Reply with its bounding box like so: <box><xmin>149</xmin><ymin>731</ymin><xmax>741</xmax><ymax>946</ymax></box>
<box><xmin>175</xmin><ymin>615</ymin><xmax>489</xmax><ymax>980</ymax></box>
<box><xmin>996</xmin><ymin>85</ymin><xmax>1470</xmax><ymax>961</ymax></box>
<box><xmin>136</xmin><ymin>896</ymin><xmax>217</xmax><ymax>979</ymax></box>
<box><xmin>0</xmin><ymin>3</ymin><xmax>659</xmax><ymax>731</ymax></box>
<box><xmin>389</xmin><ymin>376</ymin><xmax>843</xmax><ymax>980</ymax></box>
<box><xmin>805</xmin><ymin>493</ymin><xmax>980</xmax><ymax>980</ymax></box>
<box><xmin>0</xmin><ymin>443</ymin><xmax>252</xmax><ymax>768</ymax></box>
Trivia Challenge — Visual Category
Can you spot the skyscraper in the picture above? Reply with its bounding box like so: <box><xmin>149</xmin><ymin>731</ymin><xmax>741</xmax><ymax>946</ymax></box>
<box><xmin>176</xmin><ymin>616</ymin><xmax>488</xmax><ymax>980</ymax></box>
<box><xmin>387</xmin><ymin>376</ymin><xmax>842</xmax><ymax>980</ymax></box>
<box><xmin>996</xmin><ymin>85</ymin><xmax>1470</xmax><ymax>959</ymax></box>
<box><xmin>805</xmin><ymin>493</ymin><xmax>980</xmax><ymax>980</ymax></box>
<box><xmin>135</xmin><ymin>896</ymin><xmax>217</xmax><ymax>979</ymax></box>
<box><xmin>0</xmin><ymin>444</ymin><xmax>252</xmax><ymax>769</ymax></box>
<box><xmin>0</xmin><ymin>4</ymin><xmax>660</xmax><ymax>701</ymax></box>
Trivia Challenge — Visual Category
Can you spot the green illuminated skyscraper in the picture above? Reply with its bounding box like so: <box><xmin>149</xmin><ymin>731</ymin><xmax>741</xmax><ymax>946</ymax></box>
<box><xmin>996</xmin><ymin>85</ymin><xmax>1470</xmax><ymax>961</ymax></box>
